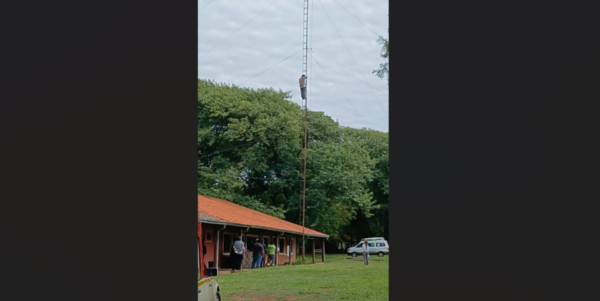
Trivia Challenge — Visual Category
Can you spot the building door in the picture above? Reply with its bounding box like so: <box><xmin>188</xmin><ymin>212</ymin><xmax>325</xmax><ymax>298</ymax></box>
<box><xmin>220</xmin><ymin>233</ymin><xmax>233</xmax><ymax>269</ymax></box>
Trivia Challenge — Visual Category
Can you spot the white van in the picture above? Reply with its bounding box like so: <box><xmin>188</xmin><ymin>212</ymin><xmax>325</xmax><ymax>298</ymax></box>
<box><xmin>360</xmin><ymin>237</ymin><xmax>386</xmax><ymax>243</ymax></box>
<box><xmin>347</xmin><ymin>239</ymin><xmax>389</xmax><ymax>257</ymax></box>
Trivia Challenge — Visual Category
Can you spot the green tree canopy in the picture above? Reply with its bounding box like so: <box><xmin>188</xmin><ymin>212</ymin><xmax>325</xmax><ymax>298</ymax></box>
<box><xmin>198</xmin><ymin>79</ymin><xmax>389</xmax><ymax>238</ymax></box>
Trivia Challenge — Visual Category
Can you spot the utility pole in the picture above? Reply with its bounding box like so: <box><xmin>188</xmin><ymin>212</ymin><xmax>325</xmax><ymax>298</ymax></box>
<box><xmin>301</xmin><ymin>0</ymin><xmax>309</xmax><ymax>264</ymax></box>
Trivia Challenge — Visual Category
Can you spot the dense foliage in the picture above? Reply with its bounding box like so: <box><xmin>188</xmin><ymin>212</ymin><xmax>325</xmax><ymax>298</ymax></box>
<box><xmin>372</xmin><ymin>29</ymin><xmax>389</xmax><ymax>85</ymax></box>
<box><xmin>198</xmin><ymin>79</ymin><xmax>388</xmax><ymax>240</ymax></box>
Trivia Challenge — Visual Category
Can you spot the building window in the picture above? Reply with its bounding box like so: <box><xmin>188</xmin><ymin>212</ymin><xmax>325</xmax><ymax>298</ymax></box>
<box><xmin>263</xmin><ymin>237</ymin><xmax>269</xmax><ymax>245</ymax></box>
<box><xmin>279</xmin><ymin>237</ymin><xmax>285</xmax><ymax>253</ymax></box>
<box><xmin>205</xmin><ymin>230</ymin><xmax>212</xmax><ymax>242</ymax></box>
<box><xmin>246</xmin><ymin>235</ymin><xmax>258</xmax><ymax>251</ymax></box>
<box><xmin>223</xmin><ymin>234</ymin><xmax>232</xmax><ymax>255</ymax></box>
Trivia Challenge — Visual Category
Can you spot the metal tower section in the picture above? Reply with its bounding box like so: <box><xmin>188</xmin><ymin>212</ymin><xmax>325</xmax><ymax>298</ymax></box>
<box><xmin>300</xmin><ymin>0</ymin><xmax>309</xmax><ymax>264</ymax></box>
<box><xmin>302</xmin><ymin>0</ymin><xmax>309</xmax><ymax>79</ymax></box>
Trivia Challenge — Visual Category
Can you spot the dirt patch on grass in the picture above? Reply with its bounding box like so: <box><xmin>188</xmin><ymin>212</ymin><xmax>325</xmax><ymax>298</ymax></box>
<box><xmin>285</xmin><ymin>296</ymin><xmax>297</xmax><ymax>300</ymax></box>
<box><xmin>228</xmin><ymin>295</ymin><xmax>277</xmax><ymax>301</ymax></box>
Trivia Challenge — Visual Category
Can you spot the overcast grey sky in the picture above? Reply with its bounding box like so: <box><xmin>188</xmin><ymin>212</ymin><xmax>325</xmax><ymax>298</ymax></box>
<box><xmin>198</xmin><ymin>0</ymin><xmax>388</xmax><ymax>132</ymax></box>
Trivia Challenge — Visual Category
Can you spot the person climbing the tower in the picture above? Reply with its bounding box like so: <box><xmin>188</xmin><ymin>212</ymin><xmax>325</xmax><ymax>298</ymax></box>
<box><xmin>299</xmin><ymin>74</ymin><xmax>308</xmax><ymax>100</ymax></box>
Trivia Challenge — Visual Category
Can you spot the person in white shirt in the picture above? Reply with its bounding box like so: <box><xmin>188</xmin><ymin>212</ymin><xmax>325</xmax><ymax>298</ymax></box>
<box><xmin>232</xmin><ymin>236</ymin><xmax>245</xmax><ymax>272</ymax></box>
<box><xmin>362</xmin><ymin>241</ymin><xmax>369</xmax><ymax>265</ymax></box>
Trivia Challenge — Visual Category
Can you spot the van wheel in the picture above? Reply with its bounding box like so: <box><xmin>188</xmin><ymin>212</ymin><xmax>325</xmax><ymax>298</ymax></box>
<box><xmin>352</xmin><ymin>252</ymin><xmax>357</xmax><ymax>257</ymax></box>
<box><xmin>378</xmin><ymin>252</ymin><xmax>384</xmax><ymax>257</ymax></box>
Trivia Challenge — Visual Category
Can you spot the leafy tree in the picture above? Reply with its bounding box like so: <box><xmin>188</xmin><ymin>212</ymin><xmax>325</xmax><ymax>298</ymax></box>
<box><xmin>372</xmin><ymin>29</ymin><xmax>389</xmax><ymax>85</ymax></box>
<box><xmin>198</xmin><ymin>79</ymin><xmax>389</xmax><ymax>239</ymax></box>
<box><xmin>339</xmin><ymin>127</ymin><xmax>389</xmax><ymax>240</ymax></box>
<box><xmin>198</xmin><ymin>79</ymin><xmax>301</xmax><ymax>218</ymax></box>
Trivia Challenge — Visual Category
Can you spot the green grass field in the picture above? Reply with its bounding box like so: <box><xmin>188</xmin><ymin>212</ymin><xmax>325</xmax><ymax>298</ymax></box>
<box><xmin>213</xmin><ymin>254</ymin><xmax>388</xmax><ymax>301</ymax></box>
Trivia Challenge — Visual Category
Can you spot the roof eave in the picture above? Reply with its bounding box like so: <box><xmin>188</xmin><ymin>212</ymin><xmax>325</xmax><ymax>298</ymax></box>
<box><xmin>199</xmin><ymin>219</ymin><xmax>329</xmax><ymax>238</ymax></box>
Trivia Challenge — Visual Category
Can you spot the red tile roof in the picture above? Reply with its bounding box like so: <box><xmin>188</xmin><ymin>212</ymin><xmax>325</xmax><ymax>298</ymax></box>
<box><xmin>198</xmin><ymin>194</ymin><xmax>328</xmax><ymax>238</ymax></box>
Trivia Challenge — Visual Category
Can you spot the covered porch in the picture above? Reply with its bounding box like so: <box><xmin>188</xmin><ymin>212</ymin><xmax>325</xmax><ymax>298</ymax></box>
<box><xmin>201</xmin><ymin>221</ymin><xmax>328</xmax><ymax>273</ymax></box>
<box><xmin>198</xmin><ymin>194</ymin><xmax>329</xmax><ymax>275</ymax></box>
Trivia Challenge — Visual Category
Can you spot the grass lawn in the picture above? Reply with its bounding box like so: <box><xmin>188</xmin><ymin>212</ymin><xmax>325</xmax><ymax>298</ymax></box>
<box><xmin>213</xmin><ymin>254</ymin><xmax>388</xmax><ymax>301</ymax></box>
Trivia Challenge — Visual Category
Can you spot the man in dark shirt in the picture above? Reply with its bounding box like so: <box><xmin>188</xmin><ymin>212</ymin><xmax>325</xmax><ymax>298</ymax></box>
<box><xmin>260</xmin><ymin>240</ymin><xmax>267</xmax><ymax>267</ymax></box>
<box><xmin>251</xmin><ymin>239</ymin><xmax>264</xmax><ymax>269</ymax></box>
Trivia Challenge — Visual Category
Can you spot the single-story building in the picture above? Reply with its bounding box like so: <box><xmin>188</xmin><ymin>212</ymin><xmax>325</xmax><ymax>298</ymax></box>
<box><xmin>198</xmin><ymin>194</ymin><xmax>329</xmax><ymax>274</ymax></box>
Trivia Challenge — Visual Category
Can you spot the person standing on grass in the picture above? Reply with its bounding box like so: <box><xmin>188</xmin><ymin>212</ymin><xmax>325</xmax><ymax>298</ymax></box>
<box><xmin>254</xmin><ymin>238</ymin><xmax>261</xmax><ymax>268</ymax></box>
<box><xmin>232</xmin><ymin>236</ymin><xmax>245</xmax><ymax>272</ymax></box>
<box><xmin>252</xmin><ymin>239</ymin><xmax>264</xmax><ymax>269</ymax></box>
<box><xmin>266</xmin><ymin>241</ymin><xmax>276</xmax><ymax>267</ymax></box>
<box><xmin>261</xmin><ymin>240</ymin><xmax>267</xmax><ymax>267</ymax></box>
<box><xmin>362</xmin><ymin>241</ymin><xmax>369</xmax><ymax>266</ymax></box>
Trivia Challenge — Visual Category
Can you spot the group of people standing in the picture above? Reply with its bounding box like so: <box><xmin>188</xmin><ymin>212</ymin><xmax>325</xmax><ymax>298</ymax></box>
<box><xmin>251</xmin><ymin>238</ymin><xmax>277</xmax><ymax>269</ymax></box>
<box><xmin>230</xmin><ymin>236</ymin><xmax>278</xmax><ymax>272</ymax></box>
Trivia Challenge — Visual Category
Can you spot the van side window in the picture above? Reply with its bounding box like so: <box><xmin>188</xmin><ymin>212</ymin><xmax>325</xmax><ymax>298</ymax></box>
<box><xmin>376</xmin><ymin>242</ymin><xmax>385</xmax><ymax>247</ymax></box>
<box><xmin>368</xmin><ymin>243</ymin><xmax>375</xmax><ymax>247</ymax></box>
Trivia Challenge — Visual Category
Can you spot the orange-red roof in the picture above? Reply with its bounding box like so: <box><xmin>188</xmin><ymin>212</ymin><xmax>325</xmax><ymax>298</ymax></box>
<box><xmin>198</xmin><ymin>194</ymin><xmax>328</xmax><ymax>238</ymax></box>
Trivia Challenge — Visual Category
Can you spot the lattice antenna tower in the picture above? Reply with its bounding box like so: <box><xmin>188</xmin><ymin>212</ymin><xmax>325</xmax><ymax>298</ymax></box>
<box><xmin>300</xmin><ymin>0</ymin><xmax>309</xmax><ymax>264</ymax></box>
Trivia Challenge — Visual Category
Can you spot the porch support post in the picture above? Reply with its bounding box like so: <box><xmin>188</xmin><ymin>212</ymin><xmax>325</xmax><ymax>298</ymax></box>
<box><xmin>288</xmin><ymin>236</ymin><xmax>292</xmax><ymax>266</ymax></box>
<box><xmin>322</xmin><ymin>238</ymin><xmax>325</xmax><ymax>263</ymax></box>
<box><xmin>215</xmin><ymin>230</ymin><xmax>220</xmax><ymax>273</ymax></box>
<box><xmin>275</xmin><ymin>234</ymin><xmax>279</xmax><ymax>266</ymax></box>
<box><xmin>312</xmin><ymin>238</ymin><xmax>315</xmax><ymax>264</ymax></box>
